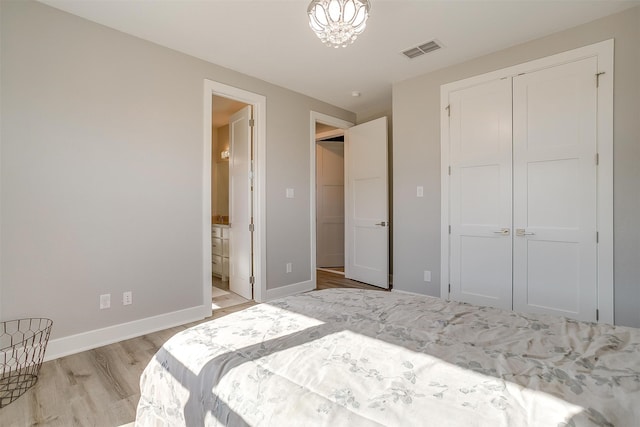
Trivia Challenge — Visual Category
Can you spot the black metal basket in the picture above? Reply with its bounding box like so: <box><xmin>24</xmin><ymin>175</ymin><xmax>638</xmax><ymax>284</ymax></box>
<box><xmin>0</xmin><ymin>318</ymin><xmax>53</xmax><ymax>408</ymax></box>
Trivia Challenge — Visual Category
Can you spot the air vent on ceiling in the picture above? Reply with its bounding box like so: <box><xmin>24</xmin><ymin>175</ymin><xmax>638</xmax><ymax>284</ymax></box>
<box><xmin>401</xmin><ymin>40</ymin><xmax>442</xmax><ymax>59</ymax></box>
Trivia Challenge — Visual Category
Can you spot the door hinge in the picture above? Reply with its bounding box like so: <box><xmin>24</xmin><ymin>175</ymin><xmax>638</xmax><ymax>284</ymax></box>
<box><xmin>249</xmin><ymin>276</ymin><xmax>255</xmax><ymax>285</ymax></box>
<box><xmin>596</xmin><ymin>231</ymin><xmax>599</xmax><ymax>243</ymax></box>
<box><xmin>596</xmin><ymin>72</ymin><xmax>605</xmax><ymax>88</ymax></box>
<box><xmin>596</xmin><ymin>309</ymin><xmax>599</xmax><ymax>322</ymax></box>
<box><xmin>595</xmin><ymin>153</ymin><xmax>599</xmax><ymax>166</ymax></box>
<box><xmin>448</xmin><ymin>166</ymin><xmax>451</xmax><ymax>175</ymax></box>
<box><xmin>448</xmin><ymin>284</ymin><xmax>451</xmax><ymax>293</ymax></box>
<box><xmin>446</xmin><ymin>105</ymin><xmax>450</xmax><ymax>117</ymax></box>
<box><xmin>249</xmin><ymin>223</ymin><xmax>255</xmax><ymax>232</ymax></box>
<box><xmin>249</xmin><ymin>118</ymin><xmax>255</xmax><ymax>127</ymax></box>
<box><xmin>448</xmin><ymin>225</ymin><xmax>451</xmax><ymax>234</ymax></box>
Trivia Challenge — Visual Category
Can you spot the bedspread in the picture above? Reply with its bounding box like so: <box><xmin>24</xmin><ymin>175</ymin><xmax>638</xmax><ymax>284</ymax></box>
<box><xmin>136</xmin><ymin>289</ymin><xmax>640</xmax><ymax>426</ymax></box>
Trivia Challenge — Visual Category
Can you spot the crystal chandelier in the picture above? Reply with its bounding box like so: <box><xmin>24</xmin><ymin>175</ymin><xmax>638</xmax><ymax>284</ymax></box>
<box><xmin>307</xmin><ymin>0</ymin><xmax>371</xmax><ymax>48</ymax></box>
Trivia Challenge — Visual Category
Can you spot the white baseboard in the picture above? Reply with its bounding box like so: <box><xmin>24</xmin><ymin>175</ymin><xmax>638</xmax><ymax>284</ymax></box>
<box><xmin>44</xmin><ymin>305</ymin><xmax>209</xmax><ymax>361</ymax></box>
<box><xmin>391</xmin><ymin>288</ymin><xmax>430</xmax><ymax>297</ymax></box>
<box><xmin>265</xmin><ymin>279</ymin><xmax>315</xmax><ymax>301</ymax></box>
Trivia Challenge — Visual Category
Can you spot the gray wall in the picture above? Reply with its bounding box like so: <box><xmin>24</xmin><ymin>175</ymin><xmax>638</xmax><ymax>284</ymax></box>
<box><xmin>0</xmin><ymin>1</ymin><xmax>355</xmax><ymax>339</ymax></box>
<box><xmin>392</xmin><ymin>7</ymin><xmax>640</xmax><ymax>327</ymax></box>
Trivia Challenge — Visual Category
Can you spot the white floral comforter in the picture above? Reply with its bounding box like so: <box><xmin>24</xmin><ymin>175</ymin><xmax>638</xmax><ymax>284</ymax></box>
<box><xmin>136</xmin><ymin>289</ymin><xmax>640</xmax><ymax>426</ymax></box>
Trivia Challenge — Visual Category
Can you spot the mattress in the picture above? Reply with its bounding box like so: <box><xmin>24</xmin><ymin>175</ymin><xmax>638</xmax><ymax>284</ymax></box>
<box><xmin>136</xmin><ymin>289</ymin><xmax>640</xmax><ymax>426</ymax></box>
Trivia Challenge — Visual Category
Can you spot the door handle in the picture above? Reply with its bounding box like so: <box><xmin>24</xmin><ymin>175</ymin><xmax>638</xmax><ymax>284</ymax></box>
<box><xmin>493</xmin><ymin>228</ymin><xmax>510</xmax><ymax>235</ymax></box>
<box><xmin>375</xmin><ymin>221</ymin><xmax>387</xmax><ymax>226</ymax></box>
<box><xmin>516</xmin><ymin>228</ymin><xmax>535</xmax><ymax>236</ymax></box>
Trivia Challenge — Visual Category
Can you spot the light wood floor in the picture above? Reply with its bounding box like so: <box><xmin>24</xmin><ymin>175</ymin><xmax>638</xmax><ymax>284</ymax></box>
<box><xmin>316</xmin><ymin>269</ymin><xmax>386</xmax><ymax>291</ymax></box>
<box><xmin>1</xmin><ymin>271</ymin><xmax>385</xmax><ymax>426</ymax></box>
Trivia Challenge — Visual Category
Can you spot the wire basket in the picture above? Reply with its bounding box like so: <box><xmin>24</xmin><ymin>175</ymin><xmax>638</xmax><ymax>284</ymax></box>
<box><xmin>0</xmin><ymin>318</ymin><xmax>53</xmax><ymax>408</ymax></box>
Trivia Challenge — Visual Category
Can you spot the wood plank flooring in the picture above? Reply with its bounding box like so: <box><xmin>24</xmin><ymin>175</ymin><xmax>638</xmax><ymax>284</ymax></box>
<box><xmin>316</xmin><ymin>269</ymin><xmax>387</xmax><ymax>291</ymax></box>
<box><xmin>1</xmin><ymin>270</ymin><xmax>385</xmax><ymax>426</ymax></box>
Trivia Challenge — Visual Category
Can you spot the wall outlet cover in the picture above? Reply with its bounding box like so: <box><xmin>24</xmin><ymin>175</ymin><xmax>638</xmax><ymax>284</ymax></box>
<box><xmin>100</xmin><ymin>294</ymin><xmax>111</xmax><ymax>309</ymax></box>
<box><xmin>424</xmin><ymin>270</ymin><xmax>432</xmax><ymax>282</ymax></box>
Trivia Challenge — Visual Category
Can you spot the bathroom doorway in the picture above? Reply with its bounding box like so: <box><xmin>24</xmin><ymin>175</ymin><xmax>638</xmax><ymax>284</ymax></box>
<box><xmin>204</xmin><ymin>80</ymin><xmax>266</xmax><ymax>311</ymax></box>
<box><xmin>211</xmin><ymin>96</ymin><xmax>250</xmax><ymax>307</ymax></box>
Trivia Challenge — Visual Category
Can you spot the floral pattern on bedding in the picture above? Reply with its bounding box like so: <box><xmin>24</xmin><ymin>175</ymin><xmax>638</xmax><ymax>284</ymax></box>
<box><xmin>136</xmin><ymin>289</ymin><xmax>640</xmax><ymax>426</ymax></box>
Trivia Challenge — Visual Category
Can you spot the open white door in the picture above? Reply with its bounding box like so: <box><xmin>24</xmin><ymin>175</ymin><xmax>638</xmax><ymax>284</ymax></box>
<box><xmin>229</xmin><ymin>106</ymin><xmax>253</xmax><ymax>300</ymax></box>
<box><xmin>345</xmin><ymin>117</ymin><xmax>389</xmax><ymax>288</ymax></box>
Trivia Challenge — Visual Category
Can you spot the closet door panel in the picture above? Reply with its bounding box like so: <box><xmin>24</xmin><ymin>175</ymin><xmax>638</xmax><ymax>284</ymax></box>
<box><xmin>527</xmin><ymin>159</ymin><xmax>580</xmax><ymax>228</ymax></box>
<box><xmin>449</xmin><ymin>79</ymin><xmax>513</xmax><ymax>310</ymax></box>
<box><xmin>512</xmin><ymin>57</ymin><xmax>598</xmax><ymax>321</ymax></box>
<box><xmin>526</xmin><ymin>241</ymin><xmax>580</xmax><ymax>312</ymax></box>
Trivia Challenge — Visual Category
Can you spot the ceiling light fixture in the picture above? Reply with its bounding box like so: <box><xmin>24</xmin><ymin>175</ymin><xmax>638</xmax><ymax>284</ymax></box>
<box><xmin>307</xmin><ymin>0</ymin><xmax>370</xmax><ymax>48</ymax></box>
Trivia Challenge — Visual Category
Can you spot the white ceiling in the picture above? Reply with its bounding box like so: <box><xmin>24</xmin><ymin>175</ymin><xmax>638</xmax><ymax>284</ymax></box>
<box><xmin>41</xmin><ymin>0</ymin><xmax>638</xmax><ymax>117</ymax></box>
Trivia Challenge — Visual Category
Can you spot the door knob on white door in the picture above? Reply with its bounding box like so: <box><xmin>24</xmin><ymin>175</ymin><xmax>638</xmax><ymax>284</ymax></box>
<box><xmin>515</xmin><ymin>228</ymin><xmax>535</xmax><ymax>236</ymax></box>
<box><xmin>375</xmin><ymin>221</ymin><xmax>387</xmax><ymax>226</ymax></box>
<box><xmin>493</xmin><ymin>228</ymin><xmax>510</xmax><ymax>235</ymax></box>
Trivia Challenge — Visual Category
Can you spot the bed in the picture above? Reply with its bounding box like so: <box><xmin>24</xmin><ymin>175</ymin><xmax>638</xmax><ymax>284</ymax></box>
<box><xmin>135</xmin><ymin>289</ymin><xmax>640</xmax><ymax>426</ymax></box>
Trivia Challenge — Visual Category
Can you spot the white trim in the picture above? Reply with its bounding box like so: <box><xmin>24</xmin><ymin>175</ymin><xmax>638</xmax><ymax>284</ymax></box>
<box><xmin>204</xmin><ymin>80</ymin><xmax>267</xmax><ymax>303</ymax></box>
<box><xmin>440</xmin><ymin>39</ymin><xmax>614</xmax><ymax>323</ymax></box>
<box><xmin>44</xmin><ymin>305</ymin><xmax>208</xmax><ymax>361</ymax></box>
<box><xmin>391</xmin><ymin>288</ymin><xmax>430</xmax><ymax>297</ymax></box>
<box><xmin>309</xmin><ymin>112</ymin><xmax>354</xmax><ymax>290</ymax></box>
<box><xmin>440</xmin><ymin>84</ymin><xmax>451</xmax><ymax>302</ymax></box>
<box><xmin>265</xmin><ymin>280</ymin><xmax>315</xmax><ymax>301</ymax></box>
<box><xmin>595</xmin><ymin>40</ymin><xmax>614</xmax><ymax>324</ymax></box>
<box><xmin>202</xmin><ymin>83</ymin><xmax>214</xmax><ymax>316</ymax></box>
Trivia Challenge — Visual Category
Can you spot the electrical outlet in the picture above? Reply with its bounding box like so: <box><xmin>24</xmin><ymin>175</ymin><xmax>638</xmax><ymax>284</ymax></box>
<box><xmin>286</xmin><ymin>188</ymin><xmax>294</xmax><ymax>198</ymax></box>
<box><xmin>424</xmin><ymin>271</ymin><xmax>431</xmax><ymax>282</ymax></box>
<box><xmin>417</xmin><ymin>186</ymin><xmax>424</xmax><ymax>197</ymax></box>
<box><xmin>100</xmin><ymin>294</ymin><xmax>111</xmax><ymax>309</ymax></box>
<box><xmin>123</xmin><ymin>291</ymin><xmax>132</xmax><ymax>306</ymax></box>
<box><xmin>286</xmin><ymin>262</ymin><xmax>292</xmax><ymax>273</ymax></box>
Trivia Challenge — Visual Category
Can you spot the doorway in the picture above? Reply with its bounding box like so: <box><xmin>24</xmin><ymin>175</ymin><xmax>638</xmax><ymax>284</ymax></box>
<box><xmin>311</xmin><ymin>113</ymin><xmax>352</xmax><ymax>287</ymax></box>
<box><xmin>203</xmin><ymin>80</ymin><xmax>266</xmax><ymax>313</ymax></box>
<box><xmin>310</xmin><ymin>112</ymin><xmax>390</xmax><ymax>290</ymax></box>
<box><xmin>211</xmin><ymin>96</ymin><xmax>250</xmax><ymax>307</ymax></box>
<box><xmin>315</xmin><ymin>124</ymin><xmax>345</xmax><ymax>276</ymax></box>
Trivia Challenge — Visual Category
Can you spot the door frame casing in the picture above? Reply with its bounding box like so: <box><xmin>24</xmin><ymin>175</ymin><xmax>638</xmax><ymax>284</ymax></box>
<box><xmin>310</xmin><ymin>112</ymin><xmax>354</xmax><ymax>288</ymax></box>
<box><xmin>440</xmin><ymin>39</ymin><xmax>614</xmax><ymax>323</ymax></box>
<box><xmin>203</xmin><ymin>80</ymin><xmax>266</xmax><ymax>309</ymax></box>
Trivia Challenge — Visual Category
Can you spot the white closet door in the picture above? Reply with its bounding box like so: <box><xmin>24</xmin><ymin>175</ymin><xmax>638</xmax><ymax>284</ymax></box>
<box><xmin>449</xmin><ymin>78</ymin><xmax>513</xmax><ymax>310</ymax></box>
<box><xmin>512</xmin><ymin>57</ymin><xmax>598</xmax><ymax>321</ymax></box>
